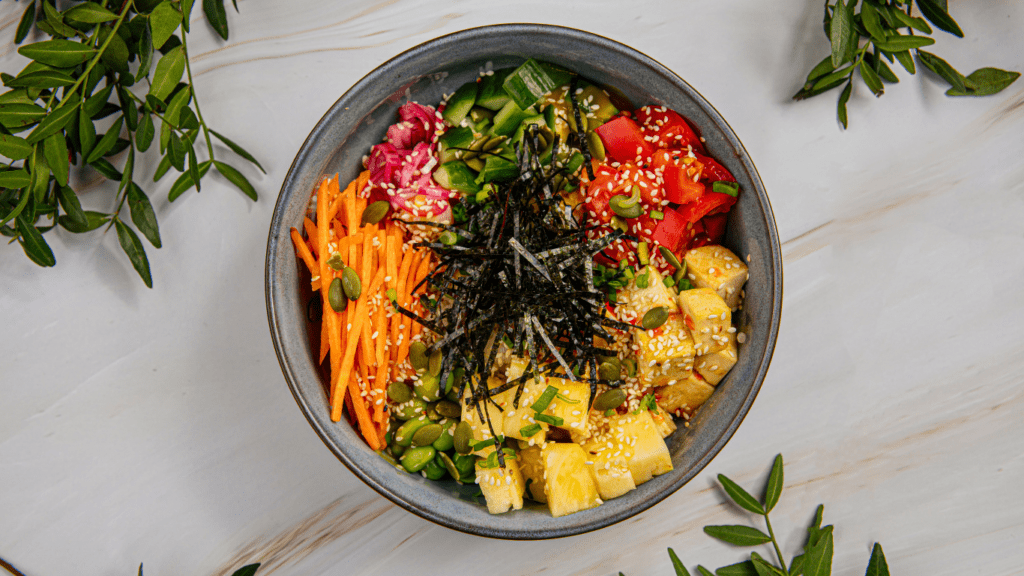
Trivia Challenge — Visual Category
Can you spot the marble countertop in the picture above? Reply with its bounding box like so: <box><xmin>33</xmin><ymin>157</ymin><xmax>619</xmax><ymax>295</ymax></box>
<box><xmin>3</xmin><ymin>1</ymin><xmax>1023</xmax><ymax>574</ymax></box>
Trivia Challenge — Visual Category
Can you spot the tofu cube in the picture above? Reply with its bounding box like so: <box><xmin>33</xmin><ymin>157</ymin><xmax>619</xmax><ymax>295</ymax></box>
<box><xmin>657</xmin><ymin>372</ymin><xmax>716</xmax><ymax>415</ymax></box>
<box><xmin>633</xmin><ymin>312</ymin><xmax>695</xmax><ymax>386</ymax></box>
<box><xmin>677</xmin><ymin>288</ymin><xmax>732</xmax><ymax>355</ymax></box>
<box><xmin>695</xmin><ymin>332</ymin><xmax>738</xmax><ymax>385</ymax></box>
<box><xmin>621</xmin><ymin>265</ymin><xmax>678</xmax><ymax>322</ymax></box>
<box><xmin>583</xmin><ymin>439</ymin><xmax>637</xmax><ymax>500</ymax></box>
<box><xmin>539</xmin><ymin>376</ymin><xmax>591</xmax><ymax>432</ymax></box>
<box><xmin>684</xmin><ymin>245</ymin><xmax>748</xmax><ymax>309</ymax></box>
<box><xmin>502</xmin><ymin>376</ymin><xmax>549</xmax><ymax>444</ymax></box>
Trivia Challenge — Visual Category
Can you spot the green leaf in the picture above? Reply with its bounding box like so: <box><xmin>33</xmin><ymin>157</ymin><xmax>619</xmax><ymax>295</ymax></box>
<box><xmin>168</xmin><ymin>159</ymin><xmax>211</xmax><ymax>201</ymax></box>
<box><xmin>136</xmin><ymin>21</ymin><xmax>154</xmax><ymax>79</ymax></box>
<box><xmin>203</xmin><ymin>0</ymin><xmax>229</xmax><ymax>40</ymax></box>
<box><xmin>865</xmin><ymin>544</ymin><xmax>889</xmax><ymax>576</ymax></box>
<box><xmin>210</xmin><ymin>129</ymin><xmax>264</xmax><ymax>173</ymax></box>
<box><xmin>122</xmin><ymin>94</ymin><xmax>139</xmax><ymax>131</ymax></box>
<box><xmin>716</xmin><ymin>561</ymin><xmax>759</xmax><ymax>576</ymax></box>
<box><xmin>64</xmin><ymin>2</ymin><xmax>119</xmax><ymax>24</ymax></box>
<box><xmin>229</xmin><ymin>564</ymin><xmax>260</xmax><ymax>576</ymax></box>
<box><xmin>44</xmin><ymin>132</ymin><xmax>69</xmax><ymax>187</ymax></box>
<box><xmin>805</xmin><ymin>56</ymin><xmax>836</xmax><ymax>85</ymax></box>
<box><xmin>0</xmin><ymin>102</ymin><xmax>46</xmax><ymax>130</ymax></box>
<box><xmin>148</xmin><ymin>45</ymin><xmax>185</xmax><ymax>101</ymax></box>
<box><xmin>17</xmin><ymin>214</ymin><xmax>56</xmax><ymax>267</ymax></box>
<box><xmin>860</xmin><ymin>3</ymin><xmax>886</xmax><ymax>42</ymax></box>
<box><xmin>90</xmin><ymin>157</ymin><xmax>122</xmax><ymax>180</ymax></box>
<box><xmin>127</xmin><ymin>183</ymin><xmax>161</xmax><ymax>247</ymax></box>
<box><xmin>860</xmin><ymin>63</ymin><xmax>884</xmax><ymax>96</ymax></box>
<box><xmin>915</xmin><ymin>0</ymin><xmax>963</xmax><ymax>37</ymax></box>
<box><xmin>181</xmin><ymin>0</ymin><xmax>195</xmax><ymax>32</ymax></box>
<box><xmin>874</xmin><ymin>34</ymin><xmax>934</xmax><ymax>52</ymax></box>
<box><xmin>5</xmin><ymin>70</ymin><xmax>75</xmax><ymax>89</ymax></box>
<box><xmin>137</xmin><ymin>113</ymin><xmax>155</xmax><ymax>152</ymax></box>
<box><xmin>41</xmin><ymin>1</ymin><xmax>79</xmax><ymax>39</ymax></box>
<box><xmin>869</xmin><ymin>53</ymin><xmax>900</xmax><ymax>82</ymax></box>
<box><xmin>177</xmin><ymin>106</ymin><xmax>199</xmax><ymax>131</ymax></box>
<box><xmin>138</xmin><ymin>562</ymin><xmax>143</xmax><ymax>576</ymax></box>
<box><xmin>751</xmin><ymin>555</ymin><xmax>786</xmax><ymax>576</ymax></box>
<box><xmin>100</xmin><ymin>29</ymin><xmax>131</xmax><ymax>75</ymax></box>
<box><xmin>16</xmin><ymin>1</ymin><xmax>37</xmax><ymax>45</ymax></box>
<box><xmin>18</xmin><ymin>40</ymin><xmax>97</xmax><ymax>68</ymax></box>
<box><xmin>84</xmin><ymin>84</ymin><xmax>115</xmax><ymax>118</ymax></box>
<box><xmin>893</xmin><ymin>50</ymin><xmax>916</xmax><ymax>74</ymax></box>
<box><xmin>29</xmin><ymin>148</ymin><xmax>49</xmax><ymax>202</ymax></box>
<box><xmin>829</xmin><ymin>0</ymin><xmax>854</xmax><ymax>67</ymax></box>
<box><xmin>150</xmin><ymin>2</ymin><xmax>183</xmax><ymax>49</ymax></box>
<box><xmin>697</xmin><ymin>567</ymin><xmax>715</xmax><ymax>576</ymax></box>
<box><xmin>59</xmin><ymin>209</ymin><xmax>108</xmax><ymax>233</ymax></box>
<box><xmin>918</xmin><ymin>50</ymin><xmax>966</xmax><ymax>93</ymax></box>
<box><xmin>214</xmin><ymin>161</ymin><xmax>257</xmax><ymax>200</ymax></box>
<box><xmin>837</xmin><ymin>80</ymin><xmax>852</xmax><ymax>129</ymax></box>
<box><xmin>120</xmin><ymin>144</ymin><xmax>135</xmax><ymax>192</ymax></box>
<box><xmin>78</xmin><ymin>106</ymin><xmax>96</xmax><ymax>158</ymax></box>
<box><xmin>704</xmin><ymin>525</ymin><xmax>772</xmax><ymax>547</ymax></box>
<box><xmin>762</xmin><ymin>454</ymin><xmax>784</xmax><ymax>513</ymax></box>
<box><xmin>668</xmin><ymin>548</ymin><xmax>691</xmax><ymax>576</ymax></box>
<box><xmin>26</xmin><ymin>99</ymin><xmax>80</xmax><ymax>144</ymax></box>
<box><xmin>153</xmin><ymin>153</ymin><xmax>172</xmax><ymax>181</ymax></box>
<box><xmin>0</xmin><ymin>133</ymin><xmax>34</xmax><ymax>160</ymax></box>
<box><xmin>947</xmin><ymin>68</ymin><xmax>1021</xmax><ymax>97</ymax></box>
<box><xmin>164</xmin><ymin>85</ymin><xmax>192</xmax><ymax>126</ymax></box>
<box><xmin>57</xmin><ymin>185</ymin><xmax>86</xmax><ymax>226</ymax></box>
<box><xmin>115</xmin><ymin>219</ymin><xmax>153</xmax><ymax>287</ymax></box>
<box><xmin>802</xmin><ymin>525</ymin><xmax>833</xmax><ymax>576</ymax></box>
<box><xmin>187</xmin><ymin>142</ymin><xmax>200</xmax><ymax>192</ymax></box>
<box><xmin>1</xmin><ymin>188</ymin><xmax>31</xmax><ymax>227</ymax></box>
<box><xmin>0</xmin><ymin>169</ymin><xmax>32</xmax><ymax>189</ymax></box>
<box><xmin>85</xmin><ymin>115</ymin><xmax>124</xmax><ymax>163</ymax></box>
<box><xmin>718</xmin><ymin>474</ymin><xmax>765</xmax><ymax>514</ymax></box>
<box><xmin>168</xmin><ymin>131</ymin><xmax>186</xmax><ymax>171</ymax></box>
<box><xmin>890</xmin><ymin>9</ymin><xmax>932</xmax><ymax>34</ymax></box>
<box><xmin>790</xmin><ymin>555</ymin><xmax>805</xmax><ymax>576</ymax></box>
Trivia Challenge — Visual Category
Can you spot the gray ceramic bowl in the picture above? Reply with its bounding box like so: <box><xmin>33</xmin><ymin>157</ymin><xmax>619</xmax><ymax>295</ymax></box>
<box><xmin>266</xmin><ymin>24</ymin><xmax>782</xmax><ymax>539</ymax></box>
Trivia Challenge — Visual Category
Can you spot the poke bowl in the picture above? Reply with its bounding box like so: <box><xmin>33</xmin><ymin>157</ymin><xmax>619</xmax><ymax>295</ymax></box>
<box><xmin>266</xmin><ymin>23</ymin><xmax>782</xmax><ymax>539</ymax></box>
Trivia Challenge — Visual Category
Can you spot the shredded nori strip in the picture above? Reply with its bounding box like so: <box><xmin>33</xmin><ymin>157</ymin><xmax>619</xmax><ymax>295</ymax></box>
<box><xmin>391</xmin><ymin>124</ymin><xmax>635</xmax><ymax>466</ymax></box>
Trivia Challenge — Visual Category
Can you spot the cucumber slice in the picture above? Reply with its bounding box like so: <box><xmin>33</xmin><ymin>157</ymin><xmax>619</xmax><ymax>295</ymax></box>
<box><xmin>538</xmin><ymin>61</ymin><xmax>574</xmax><ymax>90</ymax></box>
<box><xmin>563</xmin><ymin>152</ymin><xmax>585</xmax><ymax>175</ymax></box>
<box><xmin>503</xmin><ymin>59</ymin><xmax>560</xmax><ymax>109</ymax></box>
<box><xmin>438</xmin><ymin>126</ymin><xmax>475</xmax><ymax>163</ymax></box>
<box><xmin>469</xmin><ymin>106</ymin><xmax>494</xmax><ymax>123</ymax></box>
<box><xmin>490</xmin><ymin>100</ymin><xmax>533</xmax><ymax>137</ymax></box>
<box><xmin>442</xmin><ymin>81</ymin><xmax>478</xmax><ymax>126</ymax></box>
<box><xmin>476</xmin><ymin>68</ymin><xmax>514</xmax><ymax>111</ymax></box>
<box><xmin>476</xmin><ymin>154</ymin><xmax>519</xmax><ymax>183</ymax></box>
<box><xmin>511</xmin><ymin>114</ymin><xmax>546</xmax><ymax>145</ymax></box>
<box><xmin>577</xmin><ymin>85</ymin><xmax>618</xmax><ymax>125</ymax></box>
<box><xmin>543</xmin><ymin>105</ymin><xmax>557</xmax><ymax>131</ymax></box>
<box><xmin>434</xmin><ymin>161</ymin><xmax>481</xmax><ymax>194</ymax></box>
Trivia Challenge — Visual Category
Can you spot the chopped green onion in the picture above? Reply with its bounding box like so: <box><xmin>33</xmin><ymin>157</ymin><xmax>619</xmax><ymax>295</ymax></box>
<box><xmin>663</xmin><ymin>277</ymin><xmax>675</xmax><ymax>288</ymax></box>
<box><xmin>637</xmin><ymin>241</ymin><xmax>650</xmax><ymax>266</ymax></box>
<box><xmin>555</xmin><ymin>392</ymin><xmax>580</xmax><ymax>404</ymax></box>
<box><xmin>635</xmin><ymin>269</ymin><xmax>650</xmax><ymax>289</ymax></box>
<box><xmin>623</xmin><ymin>267</ymin><xmax>635</xmax><ymax>280</ymax></box>
<box><xmin>386</xmin><ymin>288</ymin><xmax>398</xmax><ymax>302</ymax></box>
<box><xmin>650</xmin><ymin>210</ymin><xmax>664</xmax><ymax>220</ymax></box>
<box><xmin>530</xmin><ymin>385</ymin><xmax>560</xmax><ymax>412</ymax></box>
<box><xmin>534</xmin><ymin>413</ymin><xmax>564</xmax><ymax>426</ymax></box>
<box><xmin>678</xmin><ymin>278</ymin><xmax>694</xmax><ymax>291</ymax></box>
<box><xmin>471</xmin><ymin>436</ymin><xmax>503</xmax><ymax>451</ymax></box>
<box><xmin>604</xmin><ymin>409</ymin><xmax>616</xmax><ymax>417</ymax></box>
<box><xmin>519</xmin><ymin>423</ymin><xmax>542</xmax><ymax>437</ymax></box>
<box><xmin>439</xmin><ymin>230</ymin><xmax>458</xmax><ymax>245</ymax></box>
<box><xmin>712</xmin><ymin>181</ymin><xmax>739</xmax><ymax>197</ymax></box>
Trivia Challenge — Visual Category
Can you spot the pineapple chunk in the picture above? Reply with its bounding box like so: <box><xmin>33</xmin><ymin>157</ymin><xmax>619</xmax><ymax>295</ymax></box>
<box><xmin>684</xmin><ymin>245</ymin><xmax>748</xmax><ymax>310</ymax></box>
<box><xmin>695</xmin><ymin>332</ymin><xmax>738</xmax><ymax>385</ymax></box>
<box><xmin>608</xmin><ymin>411</ymin><xmax>673</xmax><ymax>485</ymax></box>
<box><xmin>518</xmin><ymin>445</ymin><xmax>547</xmax><ymax>503</ymax></box>
<box><xmin>542</xmin><ymin>443</ymin><xmax>602</xmax><ymax>517</ymax></box>
<box><xmin>582</xmin><ymin>439</ymin><xmax>637</xmax><ymax>500</ymax></box>
<box><xmin>502</xmin><ymin>377</ymin><xmax>549</xmax><ymax>444</ymax></box>
<box><xmin>476</xmin><ymin>455</ymin><xmax>526</xmax><ymax>514</ymax></box>
<box><xmin>650</xmin><ymin>405</ymin><xmax>678</xmax><ymax>438</ymax></box>
<box><xmin>658</xmin><ymin>372</ymin><xmax>715</xmax><ymax>415</ymax></box>
<box><xmin>621</xmin><ymin>265</ymin><xmax>678</xmax><ymax>321</ymax></box>
<box><xmin>538</xmin><ymin>376</ymin><xmax>591</xmax><ymax>432</ymax></box>
<box><xmin>634</xmin><ymin>312</ymin><xmax>695</xmax><ymax>387</ymax></box>
<box><xmin>677</xmin><ymin>288</ymin><xmax>732</xmax><ymax>355</ymax></box>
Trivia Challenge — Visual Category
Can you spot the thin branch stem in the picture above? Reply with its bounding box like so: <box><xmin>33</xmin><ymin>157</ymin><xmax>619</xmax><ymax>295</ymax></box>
<box><xmin>764</xmin><ymin>514</ymin><xmax>788</xmax><ymax>574</ymax></box>
<box><xmin>0</xmin><ymin>556</ymin><xmax>27</xmax><ymax>576</ymax></box>
<box><xmin>179</xmin><ymin>32</ymin><xmax>216</xmax><ymax>161</ymax></box>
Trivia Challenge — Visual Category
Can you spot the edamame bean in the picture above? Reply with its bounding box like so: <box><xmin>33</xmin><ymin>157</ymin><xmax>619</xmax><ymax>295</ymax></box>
<box><xmin>422</xmin><ymin>456</ymin><xmax>447</xmax><ymax>480</ymax></box>
<box><xmin>400</xmin><ymin>446</ymin><xmax>436</xmax><ymax>473</ymax></box>
<box><xmin>411</xmin><ymin>423</ymin><xmax>443</xmax><ymax>447</ymax></box>
<box><xmin>392</xmin><ymin>397</ymin><xmax>427</xmax><ymax>420</ymax></box>
<box><xmin>414</xmin><ymin>373</ymin><xmax>442</xmax><ymax>402</ymax></box>
<box><xmin>432</xmin><ymin>419</ymin><xmax>456</xmax><ymax>452</ymax></box>
<box><xmin>395</xmin><ymin>417</ymin><xmax>431</xmax><ymax>447</ymax></box>
<box><xmin>453</xmin><ymin>420</ymin><xmax>473</xmax><ymax>454</ymax></box>
<box><xmin>390</xmin><ymin>444</ymin><xmax>406</xmax><ymax>457</ymax></box>
<box><xmin>387</xmin><ymin>381</ymin><xmax>412</xmax><ymax>403</ymax></box>
<box><xmin>452</xmin><ymin>453</ymin><xmax>476</xmax><ymax>482</ymax></box>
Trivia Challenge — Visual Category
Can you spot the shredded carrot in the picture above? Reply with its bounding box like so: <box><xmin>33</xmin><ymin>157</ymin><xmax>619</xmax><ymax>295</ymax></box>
<box><xmin>290</xmin><ymin>228</ymin><xmax>318</xmax><ymax>275</ymax></box>
<box><xmin>302</xmin><ymin>218</ymin><xmax>318</xmax><ymax>253</ymax></box>
<box><xmin>319</xmin><ymin>313</ymin><xmax>329</xmax><ymax>364</ymax></box>
<box><xmin>409</xmin><ymin>252</ymin><xmax>432</xmax><ymax>343</ymax></box>
<box><xmin>356</xmin><ymin>170</ymin><xmax>370</xmax><ymax>194</ymax></box>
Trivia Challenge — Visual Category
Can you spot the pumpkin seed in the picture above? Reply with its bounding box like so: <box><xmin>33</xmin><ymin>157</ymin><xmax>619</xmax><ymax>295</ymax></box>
<box><xmin>436</xmin><ymin>399</ymin><xmax>462</xmax><ymax>419</ymax></box>
<box><xmin>659</xmin><ymin>246</ymin><xmax>683</xmax><ymax>270</ymax></box>
<box><xmin>453</xmin><ymin>420</ymin><xmax>473</xmax><ymax>454</ymax></box>
<box><xmin>360</xmin><ymin>200</ymin><xmax>390</xmax><ymax>226</ymax></box>
<box><xmin>409</xmin><ymin>341</ymin><xmax>428</xmax><ymax>371</ymax></box>
<box><xmin>387</xmin><ymin>381</ymin><xmax>412</xmax><ymax>403</ymax></box>
<box><xmin>428</xmin><ymin>349</ymin><xmax>443</xmax><ymax>376</ymax></box>
<box><xmin>622</xmin><ymin>358</ymin><xmax>637</xmax><ymax>377</ymax></box>
<box><xmin>483</xmin><ymin>135</ymin><xmax>506</xmax><ymax>152</ymax></box>
<box><xmin>465</xmin><ymin>156</ymin><xmax>485</xmax><ymax>172</ymax></box>
<box><xmin>411</xmin><ymin>423</ymin><xmax>443</xmax><ymax>447</ymax></box>
<box><xmin>673</xmin><ymin>267</ymin><xmax>687</xmax><ymax>285</ymax></box>
<box><xmin>326</xmin><ymin>252</ymin><xmax>344</xmax><ymax>270</ymax></box>
<box><xmin>400</xmin><ymin>446</ymin><xmax>436</xmax><ymax>473</ymax></box>
<box><xmin>598</xmin><ymin>360</ymin><xmax>621</xmax><ymax>381</ymax></box>
<box><xmin>328</xmin><ymin>278</ymin><xmax>347</xmax><ymax>312</ymax></box>
<box><xmin>642</xmin><ymin>306</ymin><xmax>669</xmax><ymax>330</ymax></box>
<box><xmin>395</xmin><ymin>417</ymin><xmax>431</xmax><ymax>447</ymax></box>
<box><xmin>593</xmin><ymin>389</ymin><xmax>627</xmax><ymax>411</ymax></box>
<box><xmin>438</xmin><ymin>451</ymin><xmax>460</xmax><ymax>480</ymax></box>
<box><xmin>586</xmin><ymin>131</ymin><xmax>606</xmax><ymax>161</ymax></box>
<box><xmin>414</xmin><ymin>373</ymin><xmax>441</xmax><ymax>402</ymax></box>
<box><xmin>341</xmin><ymin>267</ymin><xmax>361</xmax><ymax>300</ymax></box>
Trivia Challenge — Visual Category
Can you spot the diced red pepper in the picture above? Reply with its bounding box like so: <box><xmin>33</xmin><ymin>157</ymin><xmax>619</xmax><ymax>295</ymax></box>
<box><xmin>676</xmin><ymin>192</ymin><xmax>736</xmax><ymax>224</ymax></box>
<box><xmin>649</xmin><ymin>208</ymin><xmax>687</xmax><ymax>253</ymax></box>
<box><xmin>652</xmin><ymin>151</ymin><xmax>705</xmax><ymax>205</ymax></box>
<box><xmin>693</xmin><ymin>152</ymin><xmax>735</xmax><ymax>183</ymax></box>
<box><xmin>582</xmin><ymin>165</ymin><xmax>619</xmax><ymax>224</ymax></box>
<box><xmin>636</xmin><ymin>106</ymin><xmax>702</xmax><ymax>150</ymax></box>
<box><xmin>702</xmin><ymin>213</ymin><xmax>728</xmax><ymax>244</ymax></box>
<box><xmin>616</xmin><ymin>162</ymin><xmax>662</xmax><ymax>206</ymax></box>
<box><xmin>595</xmin><ymin>116</ymin><xmax>655</xmax><ymax>163</ymax></box>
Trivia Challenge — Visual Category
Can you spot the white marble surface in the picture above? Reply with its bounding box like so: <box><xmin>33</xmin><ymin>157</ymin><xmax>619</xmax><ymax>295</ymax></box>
<box><xmin>3</xmin><ymin>1</ymin><xmax>1023</xmax><ymax>575</ymax></box>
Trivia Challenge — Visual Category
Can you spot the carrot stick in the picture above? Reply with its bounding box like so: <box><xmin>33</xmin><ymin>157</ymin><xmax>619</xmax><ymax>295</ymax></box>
<box><xmin>356</xmin><ymin>169</ymin><xmax>370</xmax><ymax>194</ymax></box>
<box><xmin>391</xmin><ymin>247</ymin><xmax>417</xmax><ymax>374</ymax></box>
<box><xmin>290</xmin><ymin>228</ymin><xmax>318</xmax><ymax>275</ymax></box>
<box><xmin>409</xmin><ymin>252</ymin><xmax>432</xmax><ymax>343</ymax></box>
<box><xmin>320</xmin><ymin>313</ymin><xmax>329</xmax><ymax>364</ymax></box>
<box><xmin>345</xmin><ymin>184</ymin><xmax>357</xmax><ymax>234</ymax></box>
<box><xmin>332</xmin><ymin>267</ymin><xmax>387</xmax><ymax>427</ymax></box>
<box><xmin>358</xmin><ymin>232</ymin><xmax>375</xmax><ymax>370</ymax></box>
<box><xmin>303</xmin><ymin>218</ymin><xmax>318</xmax><ymax>252</ymax></box>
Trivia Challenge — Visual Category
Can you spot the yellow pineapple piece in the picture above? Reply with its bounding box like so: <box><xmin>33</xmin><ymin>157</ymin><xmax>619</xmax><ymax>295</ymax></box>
<box><xmin>542</xmin><ymin>443</ymin><xmax>602</xmax><ymax>517</ymax></box>
<box><xmin>695</xmin><ymin>332</ymin><xmax>738</xmax><ymax>385</ymax></box>
<box><xmin>657</xmin><ymin>372</ymin><xmax>716</xmax><ymax>415</ymax></box>
<box><xmin>582</xmin><ymin>439</ymin><xmax>637</xmax><ymax>500</ymax></box>
<box><xmin>634</xmin><ymin>312</ymin><xmax>695</xmax><ymax>386</ymax></box>
<box><xmin>650</xmin><ymin>405</ymin><xmax>678</xmax><ymax>439</ymax></box>
<box><xmin>538</xmin><ymin>376</ymin><xmax>591</xmax><ymax>432</ymax></box>
<box><xmin>607</xmin><ymin>411</ymin><xmax>673</xmax><ymax>485</ymax></box>
<box><xmin>502</xmin><ymin>378</ymin><xmax>549</xmax><ymax>444</ymax></box>
<box><xmin>683</xmin><ymin>245</ymin><xmax>748</xmax><ymax>310</ymax></box>
<box><xmin>476</xmin><ymin>453</ymin><xmax>526</xmax><ymax>514</ymax></box>
<box><xmin>518</xmin><ymin>445</ymin><xmax>547</xmax><ymax>503</ymax></box>
<box><xmin>677</xmin><ymin>288</ymin><xmax>732</xmax><ymax>355</ymax></box>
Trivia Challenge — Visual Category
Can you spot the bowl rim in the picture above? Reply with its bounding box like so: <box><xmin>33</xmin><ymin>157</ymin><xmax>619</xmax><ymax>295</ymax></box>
<box><xmin>266</xmin><ymin>22</ymin><xmax>783</xmax><ymax>539</ymax></box>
